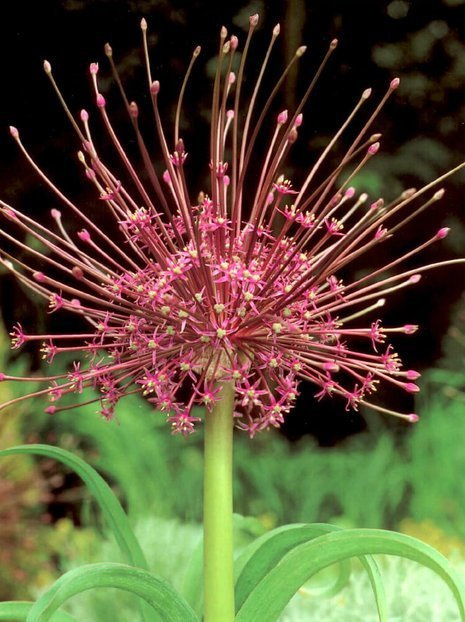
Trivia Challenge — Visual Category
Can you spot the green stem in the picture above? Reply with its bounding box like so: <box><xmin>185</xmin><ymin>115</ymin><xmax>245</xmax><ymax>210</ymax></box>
<box><xmin>203</xmin><ymin>380</ymin><xmax>235</xmax><ymax>622</ymax></box>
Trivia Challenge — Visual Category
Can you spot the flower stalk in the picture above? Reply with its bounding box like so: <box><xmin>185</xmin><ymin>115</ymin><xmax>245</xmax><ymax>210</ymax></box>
<box><xmin>203</xmin><ymin>381</ymin><xmax>235</xmax><ymax>622</ymax></box>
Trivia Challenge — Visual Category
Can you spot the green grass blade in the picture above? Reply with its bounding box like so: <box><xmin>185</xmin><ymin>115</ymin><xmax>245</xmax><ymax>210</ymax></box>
<box><xmin>360</xmin><ymin>552</ymin><xmax>387</xmax><ymax>622</ymax></box>
<box><xmin>25</xmin><ymin>563</ymin><xmax>198</xmax><ymax>622</ymax></box>
<box><xmin>236</xmin><ymin>528</ymin><xmax>465</xmax><ymax>622</ymax></box>
<box><xmin>235</xmin><ymin>523</ymin><xmax>386</xmax><ymax>621</ymax></box>
<box><xmin>0</xmin><ymin>445</ymin><xmax>147</xmax><ymax>570</ymax></box>
<box><xmin>0</xmin><ymin>602</ymin><xmax>76</xmax><ymax>621</ymax></box>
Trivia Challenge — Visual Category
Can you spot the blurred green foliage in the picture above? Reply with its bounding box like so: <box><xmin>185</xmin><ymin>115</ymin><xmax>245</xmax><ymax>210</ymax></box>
<box><xmin>0</xmin><ymin>325</ymin><xmax>56</xmax><ymax>599</ymax></box>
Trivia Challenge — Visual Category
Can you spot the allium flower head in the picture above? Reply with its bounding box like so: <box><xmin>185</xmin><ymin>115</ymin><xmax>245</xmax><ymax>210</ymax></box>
<box><xmin>1</xmin><ymin>16</ymin><xmax>464</xmax><ymax>435</ymax></box>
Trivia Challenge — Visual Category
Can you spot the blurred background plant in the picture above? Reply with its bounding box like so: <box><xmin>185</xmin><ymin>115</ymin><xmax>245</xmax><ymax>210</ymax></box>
<box><xmin>1</xmin><ymin>0</ymin><xmax>465</xmax><ymax>618</ymax></box>
<box><xmin>0</xmin><ymin>325</ymin><xmax>56</xmax><ymax>599</ymax></box>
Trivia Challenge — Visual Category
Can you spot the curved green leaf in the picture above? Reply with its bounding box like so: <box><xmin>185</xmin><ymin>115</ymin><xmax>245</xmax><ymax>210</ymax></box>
<box><xmin>305</xmin><ymin>553</ymin><xmax>352</xmax><ymax>599</ymax></box>
<box><xmin>0</xmin><ymin>602</ymin><xmax>76</xmax><ymax>621</ymax></box>
<box><xmin>236</xmin><ymin>528</ymin><xmax>465</xmax><ymax>622</ymax></box>
<box><xmin>234</xmin><ymin>523</ymin><xmax>304</xmax><ymax>581</ymax></box>
<box><xmin>235</xmin><ymin>523</ymin><xmax>337</xmax><ymax>609</ymax></box>
<box><xmin>0</xmin><ymin>445</ymin><xmax>147</xmax><ymax>571</ymax></box>
<box><xmin>235</xmin><ymin>523</ymin><xmax>386</xmax><ymax>621</ymax></box>
<box><xmin>25</xmin><ymin>562</ymin><xmax>198</xmax><ymax>622</ymax></box>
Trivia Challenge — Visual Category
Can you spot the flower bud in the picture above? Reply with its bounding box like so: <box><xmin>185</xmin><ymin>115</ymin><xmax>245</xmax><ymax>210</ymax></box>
<box><xmin>78</xmin><ymin>229</ymin><xmax>91</xmax><ymax>242</ymax></box>
<box><xmin>277</xmin><ymin>110</ymin><xmax>288</xmax><ymax>125</ymax></box>
<box><xmin>33</xmin><ymin>271</ymin><xmax>45</xmax><ymax>283</ymax></box>
<box><xmin>96</xmin><ymin>93</ymin><xmax>106</xmax><ymax>108</ymax></box>
<box><xmin>72</xmin><ymin>266</ymin><xmax>84</xmax><ymax>280</ymax></box>
<box><xmin>129</xmin><ymin>101</ymin><xmax>139</xmax><ymax>118</ymax></box>
<box><xmin>249</xmin><ymin>13</ymin><xmax>259</xmax><ymax>26</ymax></box>
<box><xmin>436</xmin><ymin>227</ymin><xmax>449</xmax><ymax>239</ymax></box>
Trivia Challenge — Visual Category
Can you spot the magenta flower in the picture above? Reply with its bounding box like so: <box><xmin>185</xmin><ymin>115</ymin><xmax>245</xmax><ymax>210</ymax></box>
<box><xmin>0</xmin><ymin>16</ymin><xmax>463</xmax><ymax>435</ymax></box>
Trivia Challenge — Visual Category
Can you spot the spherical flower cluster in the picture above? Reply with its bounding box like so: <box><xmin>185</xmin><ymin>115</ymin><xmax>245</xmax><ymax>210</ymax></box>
<box><xmin>0</xmin><ymin>16</ymin><xmax>463</xmax><ymax>435</ymax></box>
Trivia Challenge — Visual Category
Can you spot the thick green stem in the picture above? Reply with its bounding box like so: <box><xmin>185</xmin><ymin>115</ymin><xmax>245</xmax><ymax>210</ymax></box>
<box><xmin>203</xmin><ymin>380</ymin><xmax>235</xmax><ymax>622</ymax></box>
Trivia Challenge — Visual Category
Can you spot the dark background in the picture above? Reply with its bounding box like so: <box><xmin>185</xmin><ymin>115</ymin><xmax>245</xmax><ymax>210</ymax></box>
<box><xmin>1</xmin><ymin>0</ymin><xmax>464</xmax><ymax>444</ymax></box>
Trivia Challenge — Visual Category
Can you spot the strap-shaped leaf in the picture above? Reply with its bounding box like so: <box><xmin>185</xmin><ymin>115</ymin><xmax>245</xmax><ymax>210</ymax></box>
<box><xmin>235</xmin><ymin>523</ymin><xmax>386</xmax><ymax>621</ymax></box>
<box><xmin>236</xmin><ymin>528</ymin><xmax>465</xmax><ymax>622</ymax></box>
<box><xmin>0</xmin><ymin>602</ymin><xmax>75</xmax><ymax>621</ymax></box>
<box><xmin>235</xmin><ymin>523</ymin><xmax>335</xmax><ymax>608</ymax></box>
<box><xmin>25</xmin><ymin>562</ymin><xmax>199</xmax><ymax>622</ymax></box>
<box><xmin>0</xmin><ymin>445</ymin><xmax>147</xmax><ymax>570</ymax></box>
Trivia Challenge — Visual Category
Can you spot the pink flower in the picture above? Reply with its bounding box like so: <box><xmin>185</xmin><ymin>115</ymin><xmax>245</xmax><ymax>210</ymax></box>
<box><xmin>9</xmin><ymin>323</ymin><xmax>25</xmax><ymax>350</ymax></box>
<box><xmin>0</xmin><ymin>16</ymin><xmax>464</xmax><ymax>435</ymax></box>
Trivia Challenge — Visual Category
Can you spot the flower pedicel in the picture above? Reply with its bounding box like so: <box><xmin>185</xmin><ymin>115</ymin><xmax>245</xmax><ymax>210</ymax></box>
<box><xmin>0</xmin><ymin>15</ymin><xmax>464</xmax><ymax>435</ymax></box>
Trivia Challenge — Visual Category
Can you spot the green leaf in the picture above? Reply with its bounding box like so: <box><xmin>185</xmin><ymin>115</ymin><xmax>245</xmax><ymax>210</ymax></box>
<box><xmin>25</xmin><ymin>563</ymin><xmax>198</xmax><ymax>622</ymax></box>
<box><xmin>0</xmin><ymin>602</ymin><xmax>76</xmax><ymax>621</ymax></box>
<box><xmin>235</xmin><ymin>523</ymin><xmax>387</xmax><ymax>621</ymax></box>
<box><xmin>235</xmin><ymin>523</ymin><xmax>330</xmax><ymax>609</ymax></box>
<box><xmin>0</xmin><ymin>445</ymin><xmax>147</xmax><ymax>570</ymax></box>
<box><xmin>236</xmin><ymin>528</ymin><xmax>465</xmax><ymax>622</ymax></box>
<box><xmin>305</xmin><ymin>554</ymin><xmax>352</xmax><ymax>599</ymax></box>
